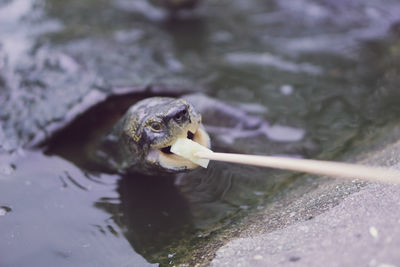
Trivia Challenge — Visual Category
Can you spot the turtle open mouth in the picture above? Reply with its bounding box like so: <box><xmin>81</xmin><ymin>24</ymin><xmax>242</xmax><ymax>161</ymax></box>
<box><xmin>160</xmin><ymin>131</ymin><xmax>195</xmax><ymax>155</ymax></box>
<box><xmin>149</xmin><ymin>125</ymin><xmax>210</xmax><ymax>171</ymax></box>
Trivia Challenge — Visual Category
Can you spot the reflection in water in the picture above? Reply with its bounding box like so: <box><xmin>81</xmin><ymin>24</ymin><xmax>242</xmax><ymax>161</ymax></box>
<box><xmin>93</xmin><ymin>162</ymin><xmax>292</xmax><ymax>264</ymax></box>
<box><xmin>225</xmin><ymin>52</ymin><xmax>323</xmax><ymax>75</ymax></box>
<box><xmin>96</xmin><ymin>173</ymin><xmax>193</xmax><ymax>263</ymax></box>
<box><xmin>0</xmin><ymin>152</ymin><xmax>153</xmax><ymax>267</ymax></box>
<box><xmin>176</xmin><ymin>163</ymin><xmax>292</xmax><ymax>230</ymax></box>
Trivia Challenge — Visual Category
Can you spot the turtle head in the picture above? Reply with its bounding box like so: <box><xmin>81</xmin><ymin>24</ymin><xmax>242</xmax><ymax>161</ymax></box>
<box><xmin>121</xmin><ymin>97</ymin><xmax>210</xmax><ymax>173</ymax></box>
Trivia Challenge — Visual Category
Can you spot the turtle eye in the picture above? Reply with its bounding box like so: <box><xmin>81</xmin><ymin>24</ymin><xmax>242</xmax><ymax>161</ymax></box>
<box><xmin>149</xmin><ymin>122</ymin><xmax>162</xmax><ymax>132</ymax></box>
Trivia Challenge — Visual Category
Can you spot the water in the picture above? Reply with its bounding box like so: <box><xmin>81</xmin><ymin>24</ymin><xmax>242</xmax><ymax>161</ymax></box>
<box><xmin>1</xmin><ymin>0</ymin><xmax>400</xmax><ymax>265</ymax></box>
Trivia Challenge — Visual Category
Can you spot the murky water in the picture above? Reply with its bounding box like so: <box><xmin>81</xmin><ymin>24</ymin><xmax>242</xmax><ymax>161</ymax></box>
<box><xmin>1</xmin><ymin>0</ymin><xmax>400</xmax><ymax>265</ymax></box>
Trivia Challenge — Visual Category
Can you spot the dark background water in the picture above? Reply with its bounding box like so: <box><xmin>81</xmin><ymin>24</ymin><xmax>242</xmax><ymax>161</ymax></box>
<box><xmin>1</xmin><ymin>0</ymin><xmax>400</xmax><ymax>265</ymax></box>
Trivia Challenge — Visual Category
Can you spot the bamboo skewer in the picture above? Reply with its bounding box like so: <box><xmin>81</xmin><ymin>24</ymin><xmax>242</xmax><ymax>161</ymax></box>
<box><xmin>195</xmin><ymin>151</ymin><xmax>400</xmax><ymax>184</ymax></box>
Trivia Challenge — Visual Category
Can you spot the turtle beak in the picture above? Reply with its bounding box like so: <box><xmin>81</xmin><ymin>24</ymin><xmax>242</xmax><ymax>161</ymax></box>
<box><xmin>148</xmin><ymin>125</ymin><xmax>211</xmax><ymax>172</ymax></box>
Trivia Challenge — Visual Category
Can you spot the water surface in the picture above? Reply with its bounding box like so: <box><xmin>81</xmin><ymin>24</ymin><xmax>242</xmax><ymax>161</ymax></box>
<box><xmin>1</xmin><ymin>0</ymin><xmax>400</xmax><ymax>265</ymax></box>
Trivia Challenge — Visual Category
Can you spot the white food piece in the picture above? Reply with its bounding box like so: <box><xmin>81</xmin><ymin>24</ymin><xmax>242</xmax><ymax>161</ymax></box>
<box><xmin>170</xmin><ymin>138</ymin><xmax>213</xmax><ymax>168</ymax></box>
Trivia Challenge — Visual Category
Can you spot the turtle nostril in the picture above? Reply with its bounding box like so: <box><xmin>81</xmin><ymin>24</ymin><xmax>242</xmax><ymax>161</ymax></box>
<box><xmin>173</xmin><ymin>109</ymin><xmax>188</xmax><ymax>123</ymax></box>
<box><xmin>187</xmin><ymin>131</ymin><xmax>194</xmax><ymax>140</ymax></box>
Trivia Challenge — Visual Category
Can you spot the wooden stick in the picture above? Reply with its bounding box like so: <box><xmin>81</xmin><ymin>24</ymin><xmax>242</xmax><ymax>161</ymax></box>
<box><xmin>195</xmin><ymin>151</ymin><xmax>400</xmax><ymax>184</ymax></box>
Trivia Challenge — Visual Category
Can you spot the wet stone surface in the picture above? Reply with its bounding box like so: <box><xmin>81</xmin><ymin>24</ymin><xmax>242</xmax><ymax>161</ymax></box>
<box><xmin>1</xmin><ymin>0</ymin><xmax>400</xmax><ymax>266</ymax></box>
<box><xmin>211</xmin><ymin>125</ymin><xmax>400</xmax><ymax>267</ymax></box>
